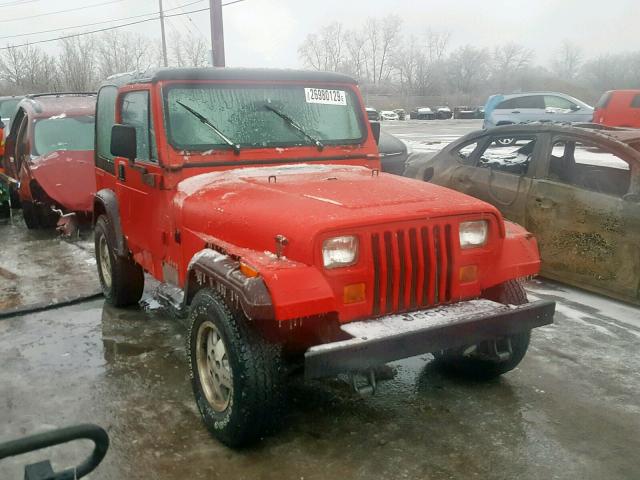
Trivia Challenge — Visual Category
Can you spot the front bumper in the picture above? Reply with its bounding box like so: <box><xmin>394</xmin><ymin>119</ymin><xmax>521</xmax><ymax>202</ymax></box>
<box><xmin>305</xmin><ymin>299</ymin><xmax>554</xmax><ymax>379</ymax></box>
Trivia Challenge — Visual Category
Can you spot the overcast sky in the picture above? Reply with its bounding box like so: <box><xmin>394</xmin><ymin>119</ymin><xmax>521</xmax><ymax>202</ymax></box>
<box><xmin>1</xmin><ymin>0</ymin><xmax>638</xmax><ymax>68</ymax></box>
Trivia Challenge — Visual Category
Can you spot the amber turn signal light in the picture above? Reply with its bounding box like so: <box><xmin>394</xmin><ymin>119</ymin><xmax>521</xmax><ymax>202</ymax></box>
<box><xmin>343</xmin><ymin>283</ymin><xmax>366</xmax><ymax>304</ymax></box>
<box><xmin>459</xmin><ymin>265</ymin><xmax>478</xmax><ymax>283</ymax></box>
<box><xmin>240</xmin><ymin>262</ymin><xmax>259</xmax><ymax>278</ymax></box>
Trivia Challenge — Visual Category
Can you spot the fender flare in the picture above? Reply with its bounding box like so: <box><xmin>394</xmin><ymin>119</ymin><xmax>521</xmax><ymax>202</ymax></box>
<box><xmin>185</xmin><ymin>248</ymin><xmax>275</xmax><ymax>321</ymax></box>
<box><xmin>93</xmin><ymin>189</ymin><xmax>127</xmax><ymax>257</ymax></box>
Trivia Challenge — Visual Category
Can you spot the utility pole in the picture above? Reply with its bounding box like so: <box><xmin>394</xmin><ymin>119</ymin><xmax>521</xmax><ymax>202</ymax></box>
<box><xmin>209</xmin><ymin>0</ymin><xmax>225</xmax><ymax>67</ymax></box>
<box><xmin>159</xmin><ymin>0</ymin><xmax>168</xmax><ymax>67</ymax></box>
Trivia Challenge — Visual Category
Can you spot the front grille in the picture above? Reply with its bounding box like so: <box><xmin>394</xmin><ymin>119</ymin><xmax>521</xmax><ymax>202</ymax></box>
<box><xmin>371</xmin><ymin>223</ymin><xmax>454</xmax><ymax>315</ymax></box>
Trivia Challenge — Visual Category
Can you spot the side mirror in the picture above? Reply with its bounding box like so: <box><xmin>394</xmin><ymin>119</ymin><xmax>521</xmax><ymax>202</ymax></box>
<box><xmin>570</xmin><ymin>104</ymin><xmax>581</xmax><ymax>111</ymax></box>
<box><xmin>111</xmin><ymin>124</ymin><xmax>137</xmax><ymax>161</ymax></box>
<box><xmin>370</xmin><ymin>121</ymin><xmax>381</xmax><ymax>145</ymax></box>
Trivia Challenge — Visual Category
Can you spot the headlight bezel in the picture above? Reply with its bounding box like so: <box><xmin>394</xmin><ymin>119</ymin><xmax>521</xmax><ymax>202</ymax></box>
<box><xmin>322</xmin><ymin>235</ymin><xmax>359</xmax><ymax>269</ymax></box>
<box><xmin>459</xmin><ymin>220</ymin><xmax>489</xmax><ymax>249</ymax></box>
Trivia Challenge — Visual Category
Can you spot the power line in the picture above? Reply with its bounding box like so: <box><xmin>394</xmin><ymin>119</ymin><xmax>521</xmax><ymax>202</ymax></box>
<box><xmin>0</xmin><ymin>0</ymin><xmax>42</xmax><ymax>8</ymax></box>
<box><xmin>0</xmin><ymin>0</ymin><xmax>124</xmax><ymax>23</ymax></box>
<box><xmin>0</xmin><ymin>0</ymin><xmax>205</xmax><ymax>41</ymax></box>
<box><xmin>0</xmin><ymin>0</ymin><xmax>246</xmax><ymax>51</ymax></box>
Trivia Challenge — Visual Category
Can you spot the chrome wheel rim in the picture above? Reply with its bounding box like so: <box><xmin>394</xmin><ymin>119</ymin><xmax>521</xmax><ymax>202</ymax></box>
<box><xmin>196</xmin><ymin>321</ymin><xmax>233</xmax><ymax>412</ymax></box>
<box><xmin>98</xmin><ymin>235</ymin><xmax>112</xmax><ymax>289</ymax></box>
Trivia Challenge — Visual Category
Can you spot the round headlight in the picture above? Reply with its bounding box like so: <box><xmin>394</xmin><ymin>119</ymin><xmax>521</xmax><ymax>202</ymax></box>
<box><xmin>323</xmin><ymin>236</ymin><xmax>358</xmax><ymax>268</ymax></box>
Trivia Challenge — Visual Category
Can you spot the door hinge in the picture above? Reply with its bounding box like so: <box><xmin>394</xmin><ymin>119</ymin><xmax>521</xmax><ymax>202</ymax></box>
<box><xmin>174</xmin><ymin>229</ymin><xmax>181</xmax><ymax>244</ymax></box>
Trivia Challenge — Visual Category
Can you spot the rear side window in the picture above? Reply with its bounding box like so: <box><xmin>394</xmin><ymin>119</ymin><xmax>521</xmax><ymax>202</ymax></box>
<box><xmin>596</xmin><ymin>91</ymin><xmax>613</xmax><ymax>109</ymax></box>
<box><xmin>544</xmin><ymin>95</ymin><xmax>576</xmax><ymax>110</ymax></box>
<box><xmin>630</xmin><ymin>95</ymin><xmax>640</xmax><ymax>109</ymax></box>
<box><xmin>497</xmin><ymin>96</ymin><xmax>544</xmax><ymax>110</ymax></box>
<box><xmin>96</xmin><ymin>85</ymin><xmax>118</xmax><ymax>164</ymax></box>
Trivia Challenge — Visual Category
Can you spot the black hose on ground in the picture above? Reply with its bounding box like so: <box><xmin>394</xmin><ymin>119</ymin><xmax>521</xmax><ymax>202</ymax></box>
<box><xmin>0</xmin><ymin>291</ymin><xmax>103</xmax><ymax>320</ymax></box>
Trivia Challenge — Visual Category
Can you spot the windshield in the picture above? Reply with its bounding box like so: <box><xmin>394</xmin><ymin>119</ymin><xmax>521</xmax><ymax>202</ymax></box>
<box><xmin>33</xmin><ymin>115</ymin><xmax>95</xmax><ymax>156</ymax></box>
<box><xmin>164</xmin><ymin>84</ymin><xmax>365</xmax><ymax>151</ymax></box>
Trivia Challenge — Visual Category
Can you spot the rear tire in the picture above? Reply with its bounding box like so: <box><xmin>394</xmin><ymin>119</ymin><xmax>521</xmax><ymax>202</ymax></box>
<box><xmin>95</xmin><ymin>215</ymin><xmax>144</xmax><ymax>307</ymax></box>
<box><xmin>433</xmin><ymin>280</ymin><xmax>531</xmax><ymax>380</ymax></box>
<box><xmin>188</xmin><ymin>288</ymin><xmax>284</xmax><ymax>447</ymax></box>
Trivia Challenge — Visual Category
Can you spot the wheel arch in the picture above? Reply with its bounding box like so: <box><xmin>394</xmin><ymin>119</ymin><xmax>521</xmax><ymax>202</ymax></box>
<box><xmin>93</xmin><ymin>188</ymin><xmax>126</xmax><ymax>257</ymax></box>
<box><xmin>184</xmin><ymin>248</ymin><xmax>275</xmax><ymax>321</ymax></box>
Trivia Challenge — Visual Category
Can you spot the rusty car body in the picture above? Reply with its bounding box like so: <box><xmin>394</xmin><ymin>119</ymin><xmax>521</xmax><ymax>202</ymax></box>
<box><xmin>405</xmin><ymin>124</ymin><xmax>640</xmax><ymax>304</ymax></box>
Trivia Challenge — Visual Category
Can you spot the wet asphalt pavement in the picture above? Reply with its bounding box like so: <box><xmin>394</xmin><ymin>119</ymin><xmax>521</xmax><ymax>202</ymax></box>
<box><xmin>1</xmin><ymin>120</ymin><xmax>639</xmax><ymax>479</ymax></box>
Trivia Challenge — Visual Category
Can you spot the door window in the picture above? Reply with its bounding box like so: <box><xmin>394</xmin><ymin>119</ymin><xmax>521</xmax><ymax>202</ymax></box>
<box><xmin>546</xmin><ymin>140</ymin><xmax>631</xmax><ymax>197</ymax></box>
<box><xmin>96</xmin><ymin>86</ymin><xmax>118</xmax><ymax>164</ymax></box>
<box><xmin>454</xmin><ymin>141</ymin><xmax>479</xmax><ymax>164</ymax></box>
<box><xmin>545</xmin><ymin>95</ymin><xmax>576</xmax><ymax>110</ymax></box>
<box><xmin>477</xmin><ymin>136</ymin><xmax>536</xmax><ymax>175</ymax></box>
<box><xmin>121</xmin><ymin>90</ymin><xmax>157</xmax><ymax>163</ymax></box>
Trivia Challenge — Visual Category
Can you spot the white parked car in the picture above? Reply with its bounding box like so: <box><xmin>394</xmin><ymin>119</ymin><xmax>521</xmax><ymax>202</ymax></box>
<box><xmin>379</xmin><ymin>110</ymin><xmax>399</xmax><ymax>121</ymax></box>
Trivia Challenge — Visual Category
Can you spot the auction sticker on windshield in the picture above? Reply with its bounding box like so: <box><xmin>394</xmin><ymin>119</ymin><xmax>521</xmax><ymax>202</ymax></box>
<box><xmin>304</xmin><ymin>88</ymin><xmax>347</xmax><ymax>105</ymax></box>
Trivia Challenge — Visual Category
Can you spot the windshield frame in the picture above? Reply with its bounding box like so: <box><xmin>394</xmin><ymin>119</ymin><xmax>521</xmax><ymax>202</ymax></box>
<box><xmin>161</xmin><ymin>81</ymin><xmax>368</xmax><ymax>153</ymax></box>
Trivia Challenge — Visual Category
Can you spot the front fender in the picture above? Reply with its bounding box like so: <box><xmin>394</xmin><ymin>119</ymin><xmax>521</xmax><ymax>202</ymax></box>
<box><xmin>93</xmin><ymin>189</ymin><xmax>126</xmax><ymax>257</ymax></box>
<box><xmin>484</xmin><ymin>221</ymin><xmax>541</xmax><ymax>289</ymax></box>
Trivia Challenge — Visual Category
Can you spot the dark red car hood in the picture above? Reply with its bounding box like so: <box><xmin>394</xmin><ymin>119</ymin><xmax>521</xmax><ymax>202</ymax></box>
<box><xmin>28</xmin><ymin>150</ymin><xmax>96</xmax><ymax>213</ymax></box>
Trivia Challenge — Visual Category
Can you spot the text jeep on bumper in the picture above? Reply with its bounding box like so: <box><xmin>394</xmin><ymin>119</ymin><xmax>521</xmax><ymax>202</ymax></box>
<box><xmin>305</xmin><ymin>299</ymin><xmax>555</xmax><ymax>379</ymax></box>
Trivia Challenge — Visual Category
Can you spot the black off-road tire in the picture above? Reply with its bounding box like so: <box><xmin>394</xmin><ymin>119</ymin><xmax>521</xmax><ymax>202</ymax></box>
<box><xmin>94</xmin><ymin>215</ymin><xmax>144</xmax><ymax>307</ymax></box>
<box><xmin>433</xmin><ymin>280</ymin><xmax>531</xmax><ymax>380</ymax></box>
<box><xmin>21</xmin><ymin>201</ymin><xmax>41</xmax><ymax>229</ymax></box>
<box><xmin>188</xmin><ymin>288</ymin><xmax>284</xmax><ymax>448</ymax></box>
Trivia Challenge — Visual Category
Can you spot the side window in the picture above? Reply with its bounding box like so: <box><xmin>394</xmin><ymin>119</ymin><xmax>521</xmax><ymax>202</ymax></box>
<box><xmin>497</xmin><ymin>98</ymin><xmax>517</xmax><ymax>109</ymax></box>
<box><xmin>121</xmin><ymin>90</ymin><xmax>156</xmax><ymax>163</ymax></box>
<box><xmin>545</xmin><ymin>95</ymin><xmax>575</xmax><ymax>110</ymax></box>
<box><xmin>477</xmin><ymin>136</ymin><xmax>536</xmax><ymax>175</ymax></box>
<box><xmin>630</xmin><ymin>95</ymin><xmax>640</xmax><ymax>109</ymax></box>
<box><xmin>546</xmin><ymin>140</ymin><xmax>631</xmax><ymax>197</ymax></box>
<box><xmin>455</xmin><ymin>141</ymin><xmax>479</xmax><ymax>165</ymax></box>
<box><xmin>96</xmin><ymin>85</ymin><xmax>118</xmax><ymax>163</ymax></box>
<box><xmin>517</xmin><ymin>95</ymin><xmax>544</xmax><ymax>109</ymax></box>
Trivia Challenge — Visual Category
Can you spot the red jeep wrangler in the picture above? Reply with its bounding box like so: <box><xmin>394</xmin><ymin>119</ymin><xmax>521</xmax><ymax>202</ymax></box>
<box><xmin>93</xmin><ymin>68</ymin><xmax>554</xmax><ymax>447</ymax></box>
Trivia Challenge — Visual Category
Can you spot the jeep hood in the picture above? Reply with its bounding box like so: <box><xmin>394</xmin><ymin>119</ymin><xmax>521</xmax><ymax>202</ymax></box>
<box><xmin>28</xmin><ymin>150</ymin><xmax>96</xmax><ymax>213</ymax></box>
<box><xmin>176</xmin><ymin>164</ymin><xmax>500</xmax><ymax>263</ymax></box>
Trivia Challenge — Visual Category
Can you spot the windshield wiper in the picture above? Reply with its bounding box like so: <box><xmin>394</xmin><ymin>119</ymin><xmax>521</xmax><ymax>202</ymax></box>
<box><xmin>177</xmin><ymin>101</ymin><xmax>240</xmax><ymax>155</ymax></box>
<box><xmin>264</xmin><ymin>104</ymin><xmax>324</xmax><ymax>151</ymax></box>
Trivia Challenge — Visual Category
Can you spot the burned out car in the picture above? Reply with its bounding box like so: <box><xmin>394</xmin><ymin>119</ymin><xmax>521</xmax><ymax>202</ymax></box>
<box><xmin>3</xmin><ymin>93</ymin><xmax>96</xmax><ymax>230</ymax></box>
<box><xmin>405</xmin><ymin>124</ymin><xmax>640</xmax><ymax>304</ymax></box>
<box><xmin>94</xmin><ymin>67</ymin><xmax>553</xmax><ymax>447</ymax></box>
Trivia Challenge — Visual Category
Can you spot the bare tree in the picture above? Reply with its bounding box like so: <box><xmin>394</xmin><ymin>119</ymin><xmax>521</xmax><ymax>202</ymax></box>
<box><xmin>0</xmin><ymin>44</ymin><xmax>60</xmax><ymax>93</ymax></box>
<box><xmin>58</xmin><ymin>36</ymin><xmax>96</xmax><ymax>91</ymax></box>
<box><xmin>447</xmin><ymin>45</ymin><xmax>491</xmax><ymax>95</ymax></box>
<box><xmin>298</xmin><ymin>22</ymin><xmax>344</xmax><ymax>72</ymax></box>
<box><xmin>491</xmin><ymin>42</ymin><xmax>534</xmax><ymax>90</ymax></box>
<box><xmin>170</xmin><ymin>32</ymin><xmax>209</xmax><ymax>68</ymax></box>
<box><xmin>96</xmin><ymin>31</ymin><xmax>155</xmax><ymax>79</ymax></box>
<box><xmin>343</xmin><ymin>28</ymin><xmax>368</xmax><ymax>81</ymax></box>
<box><xmin>362</xmin><ymin>15</ymin><xmax>403</xmax><ymax>85</ymax></box>
<box><xmin>553</xmin><ymin>40</ymin><xmax>582</xmax><ymax>81</ymax></box>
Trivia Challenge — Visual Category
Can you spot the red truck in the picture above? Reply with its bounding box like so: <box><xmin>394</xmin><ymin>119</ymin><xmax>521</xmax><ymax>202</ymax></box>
<box><xmin>93</xmin><ymin>68</ymin><xmax>554</xmax><ymax>447</ymax></box>
<box><xmin>594</xmin><ymin>90</ymin><xmax>640</xmax><ymax>128</ymax></box>
<box><xmin>2</xmin><ymin>93</ymin><xmax>96</xmax><ymax>230</ymax></box>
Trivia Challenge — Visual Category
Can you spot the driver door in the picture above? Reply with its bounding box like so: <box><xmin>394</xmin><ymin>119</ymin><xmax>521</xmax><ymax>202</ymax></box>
<box><xmin>114</xmin><ymin>89</ymin><xmax>165</xmax><ymax>277</ymax></box>
<box><xmin>449</xmin><ymin>133</ymin><xmax>539</xmax><ymax>225</ymax></box>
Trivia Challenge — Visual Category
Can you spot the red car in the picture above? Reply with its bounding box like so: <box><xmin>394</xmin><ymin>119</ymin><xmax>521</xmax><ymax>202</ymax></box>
<box><xmin>93</xmin><ymin>68</ymin><xmax>554</xmax><ymax>447</ymax></box>
<box><xmin>594</xmin><ymin>90</ymin><xmax>640</xmax><ymax>128</ymax></box>
<box><xmin>3</xmin><ymin>93</ymin><xmax>96</xmax><ymax>229</ymax></box>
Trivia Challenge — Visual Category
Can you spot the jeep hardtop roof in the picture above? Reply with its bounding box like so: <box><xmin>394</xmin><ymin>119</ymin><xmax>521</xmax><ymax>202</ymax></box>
<box><xmin>103</xmin><ymin>67</ymin><xmax>358</xmax><ymax>87</ymax></box>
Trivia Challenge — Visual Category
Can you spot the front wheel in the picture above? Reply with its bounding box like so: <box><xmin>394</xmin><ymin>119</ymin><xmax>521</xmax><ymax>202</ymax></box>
<box><xmin>188</xmin><ymin>289</ymin><xmax>283</xmax><ymax>447</ymax></box>
<box><xmin>94</xmin><ymin>215</ymin><xmax>144</xmax><ymax>307</ymax></box>
<box><xmin>433</xmin><ymin>280</ymin><xmax>531</xmax><ymax>379</ymax></box>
